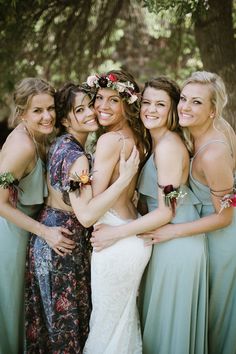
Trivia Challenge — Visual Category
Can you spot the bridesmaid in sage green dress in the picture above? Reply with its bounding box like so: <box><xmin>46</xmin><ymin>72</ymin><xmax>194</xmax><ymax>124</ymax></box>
<box><xmin>149</xmin><ymin>71</ymin><xmax>236</xmax><ymax>354</ymax></box>
<box><xmin>91</xmin><ymin>77</ymin><xmax>208</xmax><ymax>354</ymax></box>
<box><xmin>0</xmin><ymin>78</ymin><xmax>74</xmax><ymax>354</ymax></box>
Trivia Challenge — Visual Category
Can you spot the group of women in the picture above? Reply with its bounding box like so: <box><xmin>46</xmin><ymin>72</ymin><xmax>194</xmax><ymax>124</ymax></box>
<box><xmin>0</xmin><ymin>69</ymin><xmax>235</xmax><ymax>354</ymax></box>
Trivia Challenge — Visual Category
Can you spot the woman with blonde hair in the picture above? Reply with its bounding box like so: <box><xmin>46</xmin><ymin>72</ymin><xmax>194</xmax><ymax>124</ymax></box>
<box><xmin>0</xmin><ymin>78</ymin><xmax>74</xmax><ymax>354</ymax></box>
<box><xmin>83</xmin><ymin>70</ymin><xmax>151</xmax><ymax>354</ymax></box>
<box><xmin>144</xmin><ymin>71</ymin><xmax>236</xmax><ymax>354</ymax></box>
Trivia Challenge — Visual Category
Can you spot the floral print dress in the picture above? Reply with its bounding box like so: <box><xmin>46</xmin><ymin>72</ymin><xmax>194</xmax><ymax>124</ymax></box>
<box><xmin>25</xmin><ymin>134</ymin><xmax>92</xmax><ymax>354</ymax></box>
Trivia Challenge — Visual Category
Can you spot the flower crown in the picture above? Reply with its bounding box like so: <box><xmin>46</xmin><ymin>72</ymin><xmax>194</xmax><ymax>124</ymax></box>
<box><xmin>86</xmin><ymin>73</ymin><xmax>139</xmax><ymax>104</ymax></box>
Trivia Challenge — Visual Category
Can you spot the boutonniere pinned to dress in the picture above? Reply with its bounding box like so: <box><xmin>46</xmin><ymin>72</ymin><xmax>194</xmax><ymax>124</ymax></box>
<box><xmin>0</xmin><ymin>172</ymin><xmax>22</xmax><ymax>207</ymax></box>
<box><xmin>158</xmin><ymin>184</ymin><xmax>187</xmax><ymax>215</ymax></box>
<box><xmin>69</xmin><ymin>170</ymin><xmax>93</xmax><ymax>196</ymax></box>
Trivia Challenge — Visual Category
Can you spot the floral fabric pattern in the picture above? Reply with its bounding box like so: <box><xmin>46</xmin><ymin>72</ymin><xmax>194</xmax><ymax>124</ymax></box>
<box><xmin>25</xmin><ymin>134</ymin><xmax>92</xmax><ymax>354</ymax></box>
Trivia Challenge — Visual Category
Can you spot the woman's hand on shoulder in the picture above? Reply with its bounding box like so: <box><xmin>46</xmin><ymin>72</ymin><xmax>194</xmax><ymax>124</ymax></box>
<box><xmin>93</xmin><ymin>132</ymin><xmax>124</xmax><ymax>195</ymax></box>
<box><xmin>118</xmin><ymin>145</ymin><xmax>140</xmax><ymax>186</ymax></box>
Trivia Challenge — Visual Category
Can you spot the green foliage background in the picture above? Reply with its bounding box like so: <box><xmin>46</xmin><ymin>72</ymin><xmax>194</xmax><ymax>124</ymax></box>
<box><xmin>0</xmin><ymin>0</ymin><xmax>235</xmax><ymax>128</ymax></box>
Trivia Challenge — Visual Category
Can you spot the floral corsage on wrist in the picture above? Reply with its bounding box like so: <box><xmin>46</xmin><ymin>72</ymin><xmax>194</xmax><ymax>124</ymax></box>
<box><xmin>0</xmin><ymin>172</ymin><xmax>21</xmax><ymax>207</ymax></box>
<box><xmin>69</xmin><ymin>170</ymin><xmax>93</xmax><ymax>195</ymax></box>
<box><xmin>218</xmin><ymin>189</ymin><xmax>236</xmax><ymax>214</ymax></box>
<box><xmin>158</xmin><ymin>184</ymin><xmax>187</xmax><ymax>215</ymax></box>
<box><xmin>210</xmin><ymin>185</ymin><xmax>236</xmax><ymax>214</ymax></box>
<box><xmin>86</xmin><ymin>73</ymin><xmax>139</xmax><ymax>104</ymax></box>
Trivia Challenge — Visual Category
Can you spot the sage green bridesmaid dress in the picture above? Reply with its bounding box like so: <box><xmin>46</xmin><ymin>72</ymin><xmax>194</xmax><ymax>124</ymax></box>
<box><xmin>138</xmin><ymin>154</ymin><xmax>208</xmax><ymax>354</ymax></box>
<box><xmin>189</xmin><ymin>140</ymin><xmax>236</xmax><ymax>354</ymax></box>
<box><xmin>0</xmin><ymin>158</ymin><xmax>47</xmax><ymax>354</ymax></box>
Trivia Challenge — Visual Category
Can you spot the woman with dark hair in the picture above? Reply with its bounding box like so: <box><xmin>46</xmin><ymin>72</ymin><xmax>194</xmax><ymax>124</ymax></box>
<box><xmin>83</xmin><ymin>70</ymin><xmax>151</xmax><ymax>354</ymax></box>
<box><xmin>91</xmin><ymin>76</ymin><xmax>207</xmax><ymax>354</ymax></box>
<box><xmin>25</xmin><ymin>82</ymin><xmax>139</xmax><ymax>353</ymax></box>
<box><xmin>0</xmin><ymin>78</ymin><xmax>73</xmax><ymax>354</ymax></box>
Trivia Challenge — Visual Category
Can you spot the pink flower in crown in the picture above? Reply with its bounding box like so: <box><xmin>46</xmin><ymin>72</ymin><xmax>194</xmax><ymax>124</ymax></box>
<box><xmin>87</xmin><ymin>75</ymin><xmax>98</xmax><ymax>87</ymax></box>
<box><xmin>115</xmin><ymin>82</ymin><xmax>126</xmax><ymax>93</ymax></box>
<box><xmin>108</xmin><ymin>74</ymin><xmax>117</xmax><ymax>82</ymax></box>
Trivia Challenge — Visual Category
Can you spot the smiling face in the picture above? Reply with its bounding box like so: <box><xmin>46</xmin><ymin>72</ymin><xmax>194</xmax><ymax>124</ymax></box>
<box><xmin>21</xmin><ymin>93</ymin><xmax>56</xmax><ymax>138</ymax></box>
<box><xmin>178</xmin><ymin>83</ymin><xmax>215</xmax><ymax>130</ymax></box>
<box><xmin>64</xmin><ymin>92</ymin><xmax>98</xmax><ymax>135</ymax></box>
<box><xmin>94</xmin><ymin>88</ymin><xmax>125</xmax><ymax>130</ymax></box>
<box><xmin>140</xmin><ymin>87</ymin><xmax>171</xmax><ymax>132</ymax></box>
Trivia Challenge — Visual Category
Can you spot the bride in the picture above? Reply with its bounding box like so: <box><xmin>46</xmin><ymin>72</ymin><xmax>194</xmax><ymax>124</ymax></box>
<box><xmin>83</xmin><ymin>70</ymin><xmax>151</xmax><ymax>354</ymax></box>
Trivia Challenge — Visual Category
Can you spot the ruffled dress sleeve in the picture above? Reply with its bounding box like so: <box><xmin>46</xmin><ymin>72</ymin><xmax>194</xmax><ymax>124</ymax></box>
<box><xmin>47</xmin><ymin>134</ymin><xmax>85</xmax><ymax>205</ymax></box>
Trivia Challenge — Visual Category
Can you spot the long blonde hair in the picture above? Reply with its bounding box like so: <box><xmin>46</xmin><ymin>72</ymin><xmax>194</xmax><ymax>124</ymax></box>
<box><xmin>182</xmin><ymin>71</ymin><xmax>236</xmax><ymax>163</ymax></box>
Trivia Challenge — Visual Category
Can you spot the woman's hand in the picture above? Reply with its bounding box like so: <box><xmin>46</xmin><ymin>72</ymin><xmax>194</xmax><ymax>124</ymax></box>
<box><xmin>138</xmin><ymin>224</ymin><xmax>176</xmax><ymax>246</ymax></box>
<box><xmin>119</xmin><ymin>145</ymin><xmax>140</xmax><ymax>186</ymax></box>
<box><xmin>90</xmin><ymin>223</ymin><xmax>117</xmax><ymax>251</ymax></box>
<box><xmin>42</xmin><ymin>226</ymin><xmax>75</xmax><ymax>256</ymax></box>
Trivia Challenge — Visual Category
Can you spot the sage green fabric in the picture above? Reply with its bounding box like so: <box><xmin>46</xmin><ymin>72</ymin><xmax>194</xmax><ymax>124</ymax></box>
<box><xmin>138</xmin><ymin>154</ymin><xmax>208</xmax><ymax>354</ymax></box>
<box><xmin>0</xmin><ymin>158</ymin><xmax>47</xmax><ymax>354</ymax></box>
<box><xmin>190</xmin><ymin>153</ymin><xmax>236</xmax><ymax>354</ymax></box>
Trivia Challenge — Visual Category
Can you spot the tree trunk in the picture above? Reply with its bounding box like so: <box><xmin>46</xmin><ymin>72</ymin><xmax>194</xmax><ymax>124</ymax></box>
<box><xmin>194</xmin><ymin>0</ymin><xmax>236</xmax><ymax>131</ymax></box>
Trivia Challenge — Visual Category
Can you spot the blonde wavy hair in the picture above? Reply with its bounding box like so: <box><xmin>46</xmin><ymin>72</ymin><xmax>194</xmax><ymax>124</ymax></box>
<box><xmin>182</xmin><ymin>71</ymin><xmax>236</xmax><ymax>163</ymax></box>
<box><xmin>11</xmin><ymin>77</ymin><xmax>55</xmax><ymax>127</ymax></box>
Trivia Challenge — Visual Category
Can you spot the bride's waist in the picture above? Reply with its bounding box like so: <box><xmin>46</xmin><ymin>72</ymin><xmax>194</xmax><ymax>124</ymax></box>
<box><xmin>95</xmin><ymin>209</ymin><xmax>137</xmax><ymax>226</ymax></box>
<box><xmin>108</xmin><ymin>200</ymin><xmax>137</xmax><ymax>220</ymax></box>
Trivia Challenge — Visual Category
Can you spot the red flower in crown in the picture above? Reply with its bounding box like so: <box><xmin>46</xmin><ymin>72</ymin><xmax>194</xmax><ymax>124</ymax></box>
<box><xmin>108</xmin><ymin>74</ymin><xmax>118</xmax><ymax>82</ymax></box>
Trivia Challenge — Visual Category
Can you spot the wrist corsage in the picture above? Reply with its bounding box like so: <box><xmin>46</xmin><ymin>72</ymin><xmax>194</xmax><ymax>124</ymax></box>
<box><xmin>219</xmin><ymin>191</ymin><xmax>236</xmax><ymax>214</ymax></box>
<box><xmin>158</xmin><ymin>184</ymin><xmax>187</xmax><ymax>215</ymax></box>
<box><xmin>0</xmin><ymin>172</ymin><xmax>21</xmax><ymax>207</ymax></box>
<box><xmin>69</xmin><ymin>170</ymin><xmax>93</xmax><ymax>196</ymax></box>
<box><xmin>210</xmin><ymin>185</ymin><xmax>236</xmax><ymax>214</ymax></box>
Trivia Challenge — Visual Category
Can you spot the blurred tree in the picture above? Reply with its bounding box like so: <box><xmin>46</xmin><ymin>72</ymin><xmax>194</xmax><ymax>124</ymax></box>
<box><xmin>0</xmin><ymin>0</ymin><xmax>129</xmax><ymax>122</ymax></box>
<box><xmin>142</xmin><ymin>0</ymin><xmax>236</xmax><ymax>129</ymax></box>
<box><xmin>0</xmin><ymin>0</ymin><xmax>235</xmax><ymax>129</ymax></box>
<box><xmin>112</xmin><ymin>4</ymin><xmax>202</xmax><ymax>84</ymax></box>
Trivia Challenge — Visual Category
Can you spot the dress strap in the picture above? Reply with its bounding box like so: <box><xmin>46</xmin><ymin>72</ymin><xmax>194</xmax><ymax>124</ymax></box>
<box><xmin>193</xmin><ymin>140</ymin><xmax>229</xmax><ymax>160</ymax></box>
<box><xmin>22</xmin><ymin>124</ymin><xmax>40</xmax><ymax>162</ymax></box>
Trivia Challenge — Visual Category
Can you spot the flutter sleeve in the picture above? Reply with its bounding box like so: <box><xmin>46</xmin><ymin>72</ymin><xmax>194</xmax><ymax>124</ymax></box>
<box><xmin>48</xmin><ymin>134</ymin><xmax>85</xmax><ymax>206</ymax></box>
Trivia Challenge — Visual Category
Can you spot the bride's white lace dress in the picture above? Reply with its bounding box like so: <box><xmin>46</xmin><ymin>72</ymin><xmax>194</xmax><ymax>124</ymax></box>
<box><xmin>83</xmin><ymin>210</ymin><xmax>151</xmax><ymax>354</ymax></box>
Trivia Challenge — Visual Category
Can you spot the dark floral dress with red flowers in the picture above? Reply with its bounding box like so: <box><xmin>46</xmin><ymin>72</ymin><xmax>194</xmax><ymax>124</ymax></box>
<box><xmin>25</xmin><ymin>134</ymin><xmax>92</xmax><ymax>354</ymax></box>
